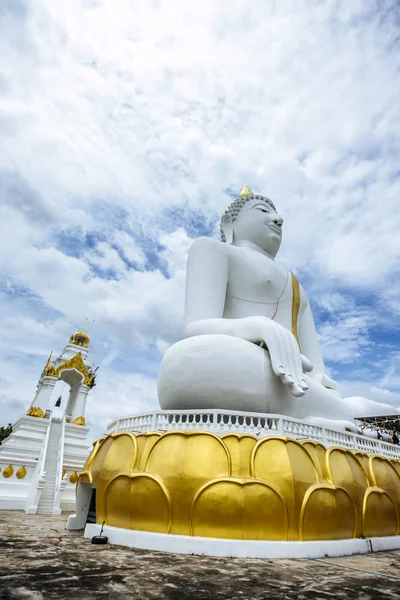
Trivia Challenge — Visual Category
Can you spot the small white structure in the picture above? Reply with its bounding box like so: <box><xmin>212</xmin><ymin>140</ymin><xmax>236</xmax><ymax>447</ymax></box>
<box><xmin>0</xmin><ymin>330</ymin><xmax>96</xmax><ymax>515</ymax></box>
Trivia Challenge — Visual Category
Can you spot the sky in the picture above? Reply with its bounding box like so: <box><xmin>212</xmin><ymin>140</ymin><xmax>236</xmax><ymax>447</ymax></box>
<box><xmin>1</xmin><ymin>0</ymin><xmax>400</xmax><ymax>441</ymax></box>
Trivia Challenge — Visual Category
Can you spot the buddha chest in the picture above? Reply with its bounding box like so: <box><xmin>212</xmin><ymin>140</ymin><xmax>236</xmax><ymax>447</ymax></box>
<box><xmin>226</xmin><ymin>246</ymin><xmax>290</xmax><ymax>305</ymax></box>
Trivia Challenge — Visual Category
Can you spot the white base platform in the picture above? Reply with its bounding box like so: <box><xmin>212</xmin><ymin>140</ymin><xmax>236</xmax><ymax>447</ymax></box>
<box><xmin>84</xmin><ymin>523</ymin><xmax>400</xmax><ymax>559</ymax></box>
<box><xmin>0</xmin><ymin>413</ymin><xmax>90</xmax><ymax>514</ymax></box>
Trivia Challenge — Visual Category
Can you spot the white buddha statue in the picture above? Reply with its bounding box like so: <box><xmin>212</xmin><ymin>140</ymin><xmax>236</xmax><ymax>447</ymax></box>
<box><xmin>157</xmin><ymin>185</ymin><xmax>392</xmax><ymax>429</ymax></box>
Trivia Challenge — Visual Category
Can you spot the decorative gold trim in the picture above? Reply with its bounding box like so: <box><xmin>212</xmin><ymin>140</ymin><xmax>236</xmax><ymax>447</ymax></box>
<box><xmin>105</xmin><ymin>472</ymin><xmax>172</xmax><ymax>534</ymax></box>
<box><xmin>70</xmin><ymin>331</ymin><xmax>90</xmax><ymax>348</ymax></box>
<box><xmin>83</xmin><ymin>439</ymin><xmax>103</xmax><ymax>472</ymax></box>
<box><xmin>78</xmin><ymin>471</ymin><xmax>93</xmax><ymax>484</ymax></box>
<box><xmin>239</xmin><ymin>183</ymin><xmax>253</xmax><ymax>197</ymax></box>
<box><xmin>43</xmin><ymin>351</ymin><xmax>56</xmax><ymax>377</ymax></box>
<box><xmin>3</xmin><ymin>465</ymin><xmax>14</xmax><ymax>478</ymax></box>
<box><xmin>363</xmin><ymin>487</ymin><xmax>398</xmax><ymax>537</ymax></box>
<box><xmin>53</xmin><ymin>352</ymin><xmax>95</xmax><ymax>386</ymax></box>
<box><xmin>43</xmin><ymin>351</ymin><xmax>57</xmax><ymax>377</ymax></box>
<box><xmin>27</xmin><ymin>407</ymin><xmax>46</xmax><ymax>418</ymax></box>
<box><xmin>69</xmin><ymin>472</ymin><xmax>79</xmax><ymax>484</ymax></box>
<box><xmin>72</xmin><ymin>416</ymin><xmax>86</xmax><ymax>426</ymax></box>
<box><xmin>299</xmin><ymin>482</ymin><xmax>357</xmax><ymax>541</ymax></box>
<box><xmin>16</xmin><ymin>466</ymin><xmax>27</xmax><ymax>479</ymax></box>
<box><xmin>44</xmin><ymin>351</ymin><xmax>53</xmax><ymax>368</ymax></box>
<box><xmin>291</xmin><ymin>273</ymin><xmax>301</xmax><ymax>351</ymax></box>
<box><xmin>190</xmin><ymin>477</ymin><xmax>288</xmax><ymax>540</ymax></box>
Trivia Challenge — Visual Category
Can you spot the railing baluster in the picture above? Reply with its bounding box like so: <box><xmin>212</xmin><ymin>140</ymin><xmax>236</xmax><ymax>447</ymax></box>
<box><xmin>103</xmin><ymin>410</ymin><xmax>400</xmax><ymax>459</ymax></box>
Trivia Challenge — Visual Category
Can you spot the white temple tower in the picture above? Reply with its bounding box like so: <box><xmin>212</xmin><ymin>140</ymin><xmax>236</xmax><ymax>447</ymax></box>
<box><xmin>0</xmin><ymin>330</ymin><xmax>97</xmax><ymax>515</ymax></box>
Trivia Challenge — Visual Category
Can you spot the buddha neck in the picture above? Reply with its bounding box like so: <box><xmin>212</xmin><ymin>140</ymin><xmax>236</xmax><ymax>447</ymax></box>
<box><xmin>232</xmin><ymin>239</ymin><xmax>276</xmax><ymax>260</ymax></box>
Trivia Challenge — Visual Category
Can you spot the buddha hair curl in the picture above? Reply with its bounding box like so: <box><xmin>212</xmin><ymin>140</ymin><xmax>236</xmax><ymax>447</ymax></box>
<box><xmin>220</xmin><ymin>194</ymin><xmax>277</xmax><ymax>242</ymax></box>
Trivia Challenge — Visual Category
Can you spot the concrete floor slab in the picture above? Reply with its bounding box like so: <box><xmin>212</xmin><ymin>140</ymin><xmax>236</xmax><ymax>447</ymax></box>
<box><xmin>1</xmin><ymin>511</ymin><xmax>400</xmax><ymax>600</ymax></box>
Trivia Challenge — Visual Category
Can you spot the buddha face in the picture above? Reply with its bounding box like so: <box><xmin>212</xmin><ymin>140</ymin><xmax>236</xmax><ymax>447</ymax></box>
<box><xmin>232</xmin><ymin>200</ymin><xmax>283</xmax><ymax>256</ymax></box>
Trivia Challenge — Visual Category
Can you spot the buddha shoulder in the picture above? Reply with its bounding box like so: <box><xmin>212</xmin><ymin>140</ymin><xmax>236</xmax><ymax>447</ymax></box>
<box><xmin>188</xmin><ymin>236</ymin><xmax>227</xmax><ymax>258</ymax></box>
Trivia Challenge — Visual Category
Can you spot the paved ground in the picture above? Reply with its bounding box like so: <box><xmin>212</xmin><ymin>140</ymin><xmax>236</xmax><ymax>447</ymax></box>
<box><xmin>0</xmin><ymin>512</ymin><xmax>400</xmax><ymax>600</ymax></box>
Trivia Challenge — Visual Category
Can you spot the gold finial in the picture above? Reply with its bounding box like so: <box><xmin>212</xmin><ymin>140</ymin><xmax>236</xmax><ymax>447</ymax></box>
<box><xmin>70</xmin><ymin>331</ymin><xmax>91</xmax><ymax>348</ymax></box>
<box><xmin>70</xmin><ymin>471</ymin><xmax>79</xmax><ymax>484</ymax></box>
<box><xmin>239</xmin><ymin>184</ymin><xmax>253</xmax><ymax>197</ymax></box>
<box><xmin>44</xmin><ymin>351</ymin><xmax>53</xmax><ymax>369</ymax></box>
<box><xmin>3</xmin><ymin>465</ymin><xmax>14</xmax><ymax>479</ymax></box>
<box><xmin>16</xmin><ymin>466</ymin><xmax>27</xmax><ymax>479</ymax></box>
<box><xmin>43</xmin><ymin>351</ymin><xmax>57</xmax><ymax>377</ymax></box>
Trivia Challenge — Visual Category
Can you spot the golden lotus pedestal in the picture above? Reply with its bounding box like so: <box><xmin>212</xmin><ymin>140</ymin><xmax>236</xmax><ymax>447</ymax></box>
<box><xmin>76</xmin><ymin>429</ymin><xmax>400</xmax><ymax>550</ymax></box>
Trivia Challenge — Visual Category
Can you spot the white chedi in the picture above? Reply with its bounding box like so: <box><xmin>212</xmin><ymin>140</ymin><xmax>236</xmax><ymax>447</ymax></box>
<box><xmin>0</xmin><ymin>330</ymin><xmax>94</xmax><ymax>515</ymax></box>
<box><xmin>158</xmin><ymin>186</ymin><xmax>394</xmax><ymax>430</ymax></box>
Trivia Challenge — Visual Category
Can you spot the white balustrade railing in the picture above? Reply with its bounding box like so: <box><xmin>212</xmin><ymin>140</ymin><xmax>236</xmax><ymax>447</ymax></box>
<box><xmin>106</xmin><ymin>410</ymin><xmax>400</xmax><ymax>460</ymax></box>
<box><xmin>53</xmin><ymin>415</ymin><xmax>66</xmax><ymax>514</ymax></box>
<box><xmin>25</xmin><ymin>418</ymin><xmax>51</xmax><ymax>512</ymax></box>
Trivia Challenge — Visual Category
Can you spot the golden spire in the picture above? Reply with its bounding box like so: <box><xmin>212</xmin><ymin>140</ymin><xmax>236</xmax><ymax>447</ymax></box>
<box><xmin>239</xmin><ymin>183</ymin><xmax>253</xmax><ymax>197</ymax></box>
<box><xmin>42</xmin><ymin>351</ymin><xmax>56</xmax><ymax>377</ymax></box>
<box><xmin>44</xmin><ymin>351</ymin><xmax>53</xmax><ymax>370</ymax></box>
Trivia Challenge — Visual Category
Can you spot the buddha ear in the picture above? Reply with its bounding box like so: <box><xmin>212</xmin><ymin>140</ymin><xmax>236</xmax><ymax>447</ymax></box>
<box><xmin>221</xmin><ymin>214</ymin><xmax>234</xmax><ymax>244</ymax></box>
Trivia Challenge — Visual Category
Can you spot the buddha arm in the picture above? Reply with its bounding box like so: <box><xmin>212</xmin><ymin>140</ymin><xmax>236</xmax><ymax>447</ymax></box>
<box><xmin>183</xmin><ymin>237</ymin><xmax>275</xmax><ymax>340</ymax></box>
<box><xmin>183</xmin><ymin>237</ymin><xmax>229</xmax><ymax>330</ymax></box>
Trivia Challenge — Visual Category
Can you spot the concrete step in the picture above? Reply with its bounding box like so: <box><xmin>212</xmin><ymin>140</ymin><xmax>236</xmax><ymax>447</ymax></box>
<box><xmin>37</xmin><ymin>422</ymin><xmax>63</xmax><ymax>514</ymax></box>
<box><xmin>45</xmin><ymin>469</ymin><xmax>58</xmax><ymax>475</ymax></box>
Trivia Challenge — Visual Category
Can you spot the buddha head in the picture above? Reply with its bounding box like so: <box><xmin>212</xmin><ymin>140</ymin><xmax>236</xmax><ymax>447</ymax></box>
<box><xmin>220</xmin><ymin>186</ymin><xmax>283</xmax><ymax>257</ymax></box>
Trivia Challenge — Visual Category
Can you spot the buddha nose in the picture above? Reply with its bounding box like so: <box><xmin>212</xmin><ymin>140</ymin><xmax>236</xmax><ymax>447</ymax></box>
<box><xmin>273</xmin><ymin>214</ymin><xmax>283</xmax><ymax>227</ymax></box>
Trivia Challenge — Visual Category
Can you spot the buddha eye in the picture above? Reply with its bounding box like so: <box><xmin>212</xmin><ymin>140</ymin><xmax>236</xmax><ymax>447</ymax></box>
<box><xmin>258</xmin><ymin>208</ymin><xmax>269</xmax><ymax>214</ymax></box>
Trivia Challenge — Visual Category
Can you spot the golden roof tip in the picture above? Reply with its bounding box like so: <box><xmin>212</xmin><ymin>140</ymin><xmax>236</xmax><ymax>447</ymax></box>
<box><xmin>239</xmin><ymin>183</ymin><xmax>253</xmax><ymax>197</ymax></box>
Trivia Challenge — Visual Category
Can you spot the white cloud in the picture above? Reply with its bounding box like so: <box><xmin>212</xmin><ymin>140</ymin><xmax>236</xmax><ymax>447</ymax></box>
<box><xmin>84</xmin><ymin>241</ymin><xmax>127</xmax><ymax>277</ymax></box>
<box><xmin>113</xmin><ymin>231</ymin><xmax>147</xmax><ymax>268</ymax></box>
<box><xmin>0</xmin><ymin>0</ymin><xmax>399</xmax><ymax>433</ymax></box>
<box><xmin>159</xmin><ymin>229</ymin><xmax>192</xmax><ymax>276</ymax></box>
<box><xmin>86</xmin><ymin>368</ymin><xmax>159</xmax><ymax>432</ymax></box>
<box><xmin>319</xmin><ymin>315</ymin><xmax>371</xmax><ymax>363</ymax></box>
<box><xmin>316</xmin><ymin>292</ymin><xmax>356</xmax><ymax>314</ymax></box>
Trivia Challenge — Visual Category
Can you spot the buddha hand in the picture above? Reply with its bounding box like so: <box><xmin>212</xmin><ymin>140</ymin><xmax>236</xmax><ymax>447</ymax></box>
<box><xmin>245</xmin><ymin>316</ymin><xmax>311</xmax><ymax>397</ymax></box>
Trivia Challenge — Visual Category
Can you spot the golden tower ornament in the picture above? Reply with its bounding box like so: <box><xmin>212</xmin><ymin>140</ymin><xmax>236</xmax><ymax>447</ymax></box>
<box><xmin>239</xmin><ymin>183</ymin><xmax>253</xmax><ymax>197</ymax></box>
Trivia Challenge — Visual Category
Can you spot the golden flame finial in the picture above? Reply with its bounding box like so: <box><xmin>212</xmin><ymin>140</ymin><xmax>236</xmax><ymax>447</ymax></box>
<box><xmin>239</xmin><ymin>183</ymin><xmax>253</xmax><ymax>197</ymax></box>
<box><xmin>44</xmin><ymin>352</ymin><xmax>53</xmax><ymax>370</ymax></box>
<box><xmin>70</xmin><ymin>331</ymin><xmax>91</xmax><ymax>348</ymax></box>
